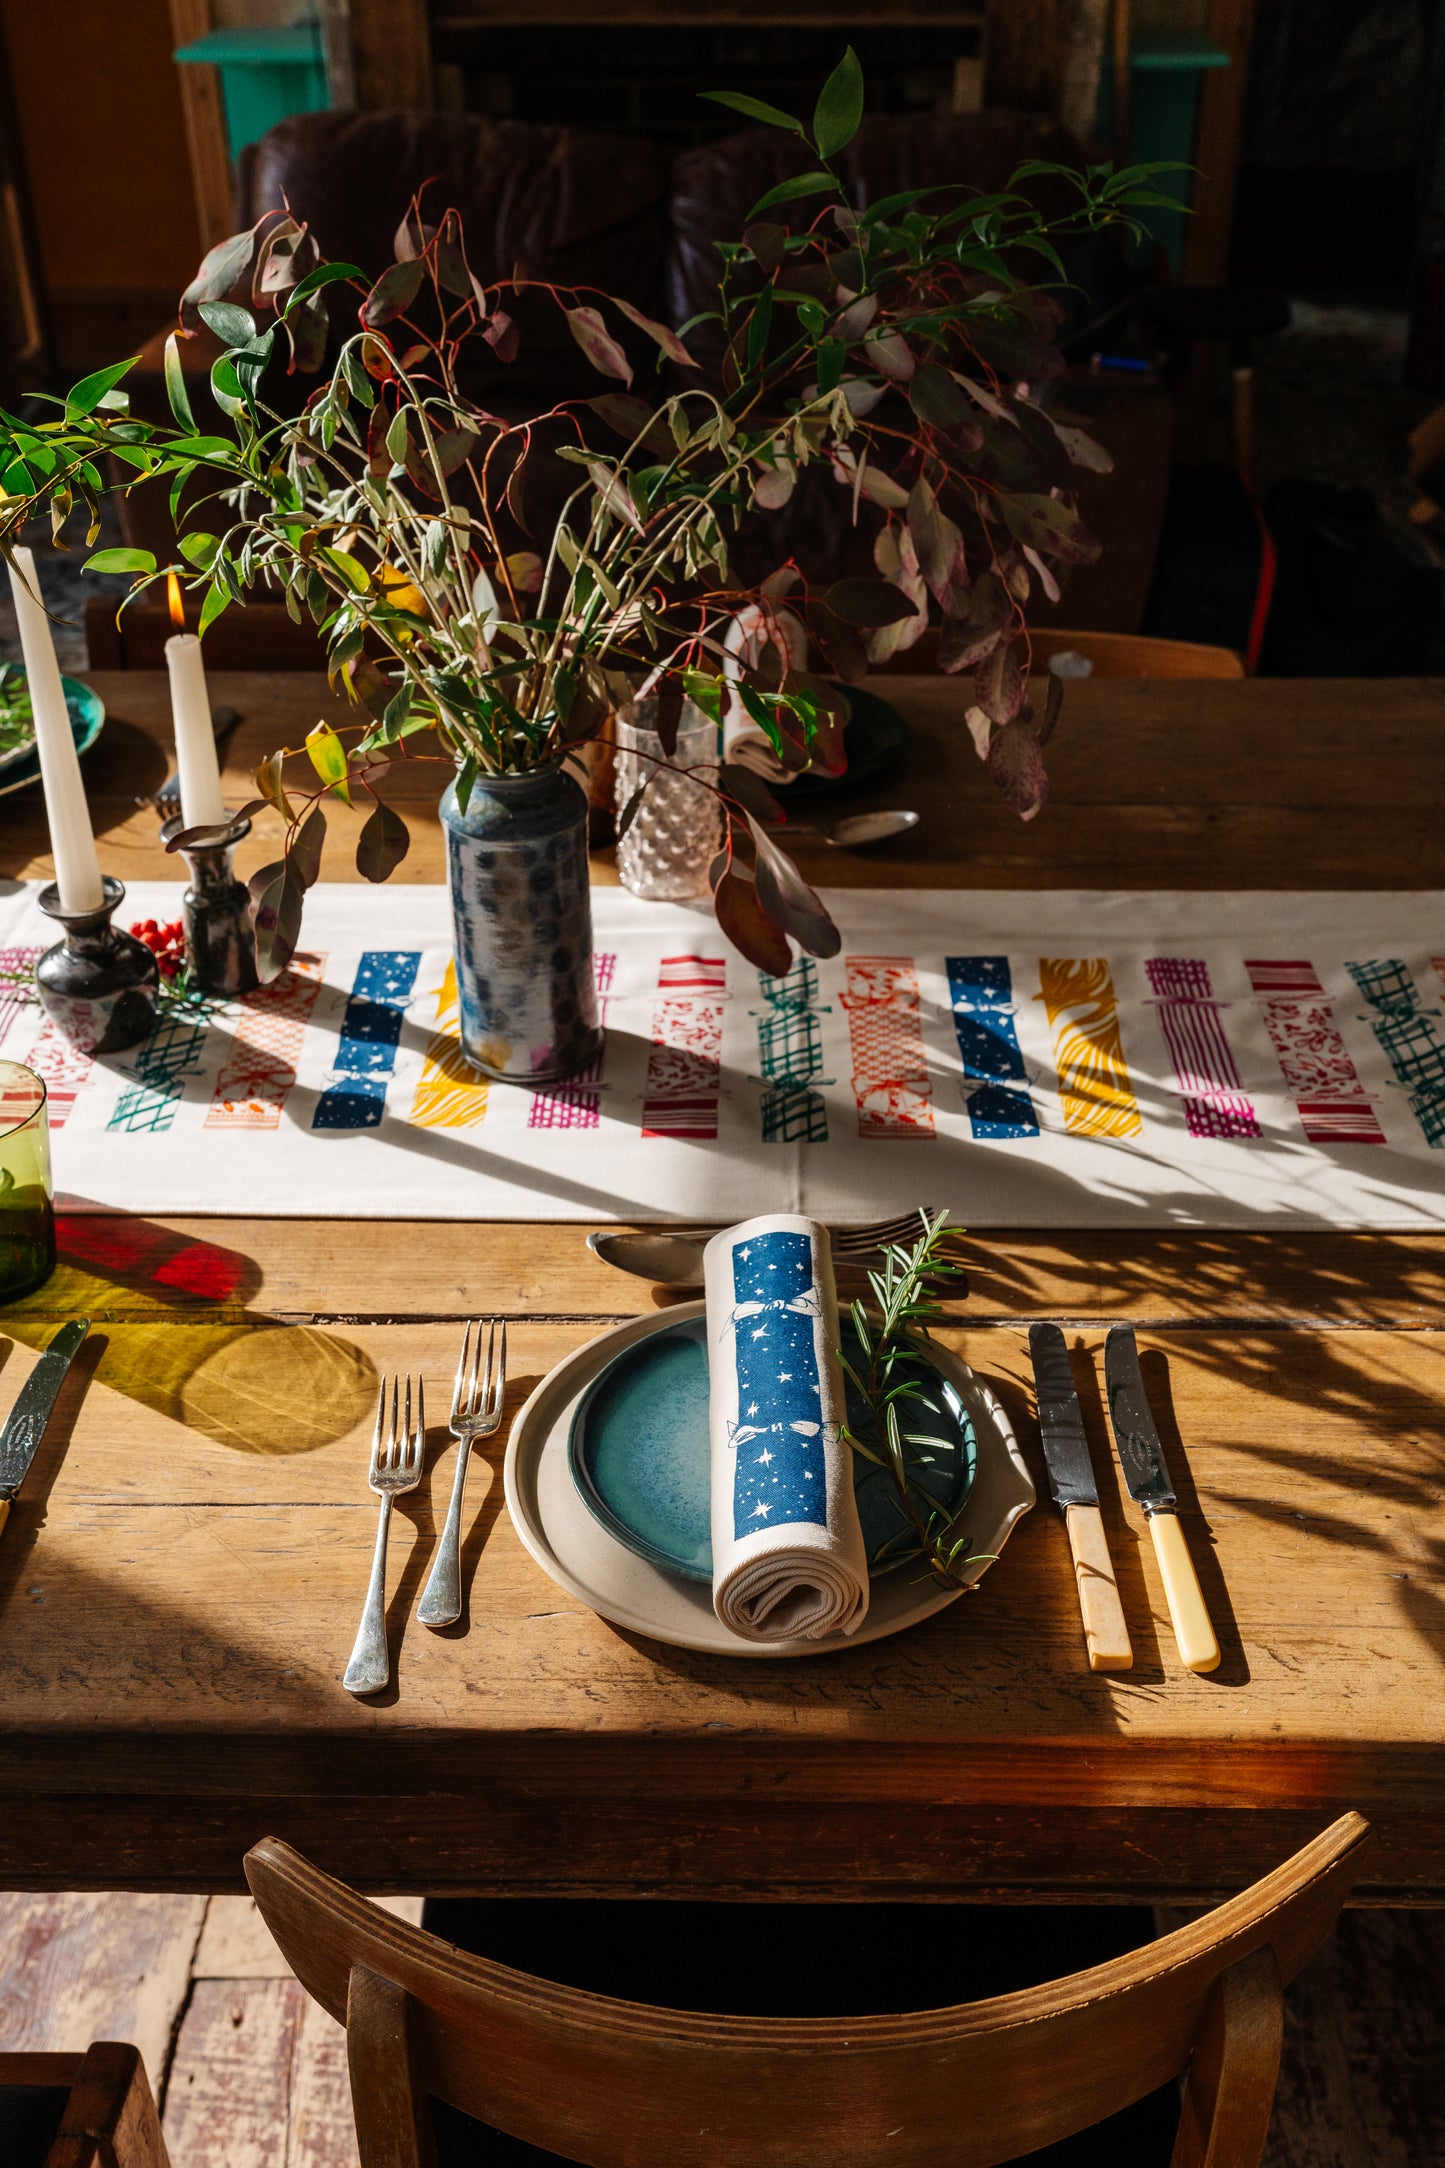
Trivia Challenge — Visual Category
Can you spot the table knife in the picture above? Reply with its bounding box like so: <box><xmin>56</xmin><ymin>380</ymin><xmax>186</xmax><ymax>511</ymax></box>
<box><xmin>1028</xmin><ymin>1324</ymin><xmax>1132</xmax><ymax>1673</ymax></box>
<box><xmin>0</xmin><ymin>1319</ymin><xmax>89</xmax><ymax>1537</ymax></box>
<box><xmin>1104</xmin><ymin>1325</ymin><xmax>1220</xmax><ymax>1674</ymax></box>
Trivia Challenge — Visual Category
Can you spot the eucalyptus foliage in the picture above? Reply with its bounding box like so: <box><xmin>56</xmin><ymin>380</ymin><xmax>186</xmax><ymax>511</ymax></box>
<box><xmin>0</xmin><ymin>49</ymin><xmax>1176</xmax><ymax>975</ymax></box>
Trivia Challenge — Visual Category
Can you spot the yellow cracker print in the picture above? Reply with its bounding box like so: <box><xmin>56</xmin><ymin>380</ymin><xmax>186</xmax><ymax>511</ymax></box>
<box><xmin>408</xmin><ymin>961</ymin><xmax>491</xmax><ymax>1129</ymax></box>
<box><xmin>1037</xmin><ymin>957</ymin><xmax>1142</xmax><ymax>1139</ymax></box>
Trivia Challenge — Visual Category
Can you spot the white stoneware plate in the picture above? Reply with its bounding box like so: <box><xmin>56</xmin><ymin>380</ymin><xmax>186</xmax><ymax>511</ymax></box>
<box><xmin>503</xmin><ymin>1302</ymin><xmax>1035</xmax><ymax>1658</ymax></box>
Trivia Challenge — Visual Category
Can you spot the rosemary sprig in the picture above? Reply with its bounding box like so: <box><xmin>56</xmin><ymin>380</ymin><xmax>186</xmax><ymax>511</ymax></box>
<box><xmin>838</xmin><ymin>1207</ymin><xmax>991</xmax><ymax>1589</ymax></box>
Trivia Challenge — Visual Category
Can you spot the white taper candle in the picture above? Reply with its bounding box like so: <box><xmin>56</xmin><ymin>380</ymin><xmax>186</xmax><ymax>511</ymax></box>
<box><xmin>165</xmin><ymin>632</ymin><xmax>226</xmax><ymax>829</ymax></box>
<box><xmin>7</xmin><ymin>546</ymin><xmax>103</xmax><ymax>913</ymax></box>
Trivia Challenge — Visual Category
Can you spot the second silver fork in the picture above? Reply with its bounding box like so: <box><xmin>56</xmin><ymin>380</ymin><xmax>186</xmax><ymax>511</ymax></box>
<box><xmin>343</xmin><ymin>1373</ymin><xmax>425</xmax><ymax>1697</ymax></box>
<box><xmin>418</xmin><ymin>1318</ymin><xmax>507</xmax><ymax>1628</ymax></box>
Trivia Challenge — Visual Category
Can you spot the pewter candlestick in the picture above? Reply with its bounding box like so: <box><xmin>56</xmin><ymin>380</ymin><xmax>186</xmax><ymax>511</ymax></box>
<box><xmin>161</xmin><ymin>815</ymin><xmax>259</xmax><ymax>997</ymax></box>
<box><xmin>34</xmin><ymin>877</ymin><xmax>159</xmax><ymax>1054</ymax></box>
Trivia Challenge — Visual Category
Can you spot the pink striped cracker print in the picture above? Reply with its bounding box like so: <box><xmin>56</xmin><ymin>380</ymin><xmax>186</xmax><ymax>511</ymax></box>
<box><xmin>641</xmin><ymin>954</ymin><xmax>727</xmax><ymax>1139</ymax></box>
<box><xmin>206</xmin><ymin>953</ymin><xmax>326</xmax><ymax>1129</ymax></box>
<box><xmin>1246</xmin><ymin>958</ymin><xmax>1384</xmax><ymax>1144</ymax></box>
<box><xmin>840</xmin><ymin>955</ymin><xmax>934</xmax><ymax>1140</ymax></box>
<box><xmin>529</xmin><ymin>953</ymin><xmax>616</xmax><ymax>1130</ymax></box>
<box><xmin>1145</xmin><ymin>958</ymin><xmax>1261</xmax><ymax>1139</ymax></box>
<box><xmin>21</xmin><ymin>1017</ymin><xmax>98</xmax><ymax>1129</ymax></box>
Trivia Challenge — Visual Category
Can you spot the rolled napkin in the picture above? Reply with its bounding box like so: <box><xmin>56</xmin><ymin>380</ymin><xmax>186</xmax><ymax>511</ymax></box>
<box><xmin>720</xmin><ymin>604</ymin><xmax>809</xmax><ymax>781</ymax></box>
<box><xmin>703</xmin><ymin>1213</ymin><xmax>869</xmax><ymax>1642</ymax></box>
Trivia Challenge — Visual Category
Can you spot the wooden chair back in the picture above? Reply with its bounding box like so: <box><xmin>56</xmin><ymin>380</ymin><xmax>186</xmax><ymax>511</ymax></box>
<box><xmin>247</xmin><ymin>1812</ymin><xmax>1369</xmax><ymax>2168</ymax></box>
<box><xmin>0</xmin><ymin>2043</ymin><xmax>169</xmax><ymax>2167</ymax></box>
<box><xmin>873</xmin><ymin>627</ymin><xmax>1246</xmax><ymax>679</ymax></box>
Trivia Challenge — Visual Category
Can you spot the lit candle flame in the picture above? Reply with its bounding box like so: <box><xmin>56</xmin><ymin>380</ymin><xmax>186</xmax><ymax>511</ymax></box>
<box><xmin>167</xmin><ymin>570</ymin><xmax>186</xmax><ymax>630</ymax></box>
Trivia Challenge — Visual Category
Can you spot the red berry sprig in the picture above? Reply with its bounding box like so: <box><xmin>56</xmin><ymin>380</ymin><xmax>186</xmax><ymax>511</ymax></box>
<box><xmin>131</xmin><ymin>918</ymin><xmax>186</xmax><ymax>981</ymax></box>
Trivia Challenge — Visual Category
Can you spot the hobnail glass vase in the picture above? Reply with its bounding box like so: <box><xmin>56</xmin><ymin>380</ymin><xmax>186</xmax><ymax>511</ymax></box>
<box><xmin>614</xmin><ymin>697</ymin><xmax>723</xmax><ymax>903</ymax></box>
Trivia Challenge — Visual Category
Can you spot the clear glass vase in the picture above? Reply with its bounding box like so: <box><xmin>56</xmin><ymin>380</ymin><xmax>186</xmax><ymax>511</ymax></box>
<box><xmin>614</xmin><ymin>697</ymin><xmax>723</xmax><ymax>903</ymax></box>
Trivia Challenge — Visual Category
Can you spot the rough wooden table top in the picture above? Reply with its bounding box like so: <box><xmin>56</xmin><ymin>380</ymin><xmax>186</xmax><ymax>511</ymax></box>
<box><xmin>0</xmin><ymin>672</ymin><xmax>1440</xmax><ymax>1904</ymax></box>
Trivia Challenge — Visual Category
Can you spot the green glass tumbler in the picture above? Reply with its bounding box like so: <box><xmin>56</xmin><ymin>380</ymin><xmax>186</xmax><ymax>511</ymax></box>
<box><xmin>0</xmin><ymin>1062</ymin><xmax>55</xmax><ymax>1299</ymax></box>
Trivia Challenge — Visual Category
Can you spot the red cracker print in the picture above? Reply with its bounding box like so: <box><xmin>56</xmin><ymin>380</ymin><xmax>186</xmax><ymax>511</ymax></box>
<box><xmin>206</xmin><ymin>954</ymin><xmax>326</xmax><ymax>1129</ymax></box>
<box><xmin>529</xmin><ymin>953</ymin><xmax>616</xmax><ymax>1130</ymax></box>
<box><xmin>642</xmin><ymin>954</ymin><xmax>727</xmax><ymax>1139</ymax></box>
<box><xmin>1245</xmin><ymin>958</ymin><xmax>1383</xmax><ymax>1145</ymax></box>
<box><xmin>841</xmin><ymin>955</ymin><xmax>934</xmax><ymax>1140</ymax></box>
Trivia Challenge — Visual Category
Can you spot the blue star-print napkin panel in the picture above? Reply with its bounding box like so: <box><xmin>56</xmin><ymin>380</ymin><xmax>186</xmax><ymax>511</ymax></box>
<box><xmin>728</xmin><ymin>1229</ymin><xmax>830</xmax><ymax>1538</ymax></box>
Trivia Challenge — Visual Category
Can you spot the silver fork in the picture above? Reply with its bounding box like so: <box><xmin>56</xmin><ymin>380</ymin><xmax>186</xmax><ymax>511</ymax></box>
<box><xmin>831</xmin><ymin>1210</ymin><xmax>943</xmax><ymax>1260</ymax></box>
<box><xmin>343</xmin><ymin>1374</ymin><xmax>425</xmax><ymax>1696</ymax></box>
<box><xmin>417</xmin><ymin>1319</ymin><xmax>507</xmax><ymax>1629</ymax></box>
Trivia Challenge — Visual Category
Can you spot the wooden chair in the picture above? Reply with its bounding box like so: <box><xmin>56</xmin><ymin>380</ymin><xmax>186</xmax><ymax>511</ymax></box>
<box><xmin>0</xmin><ymin>2043</ymin><xmax>169</xmax><ymax>2167</ymax></box>
<box><xmin>247</xmin><ymin>1811</ymin><xmax>1370</xmax><ymax>2168</ymax></box>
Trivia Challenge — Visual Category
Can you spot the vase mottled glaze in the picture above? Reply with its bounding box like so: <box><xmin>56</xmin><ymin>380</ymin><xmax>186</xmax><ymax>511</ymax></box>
<box><xmin>440</xmin><ymin>763</ymin><xmax>601</xmax><ymax>1083</ymax></box>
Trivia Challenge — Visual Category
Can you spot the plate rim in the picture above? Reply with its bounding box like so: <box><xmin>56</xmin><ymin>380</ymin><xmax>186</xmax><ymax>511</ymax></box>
<box><xmin>503</xmin><ymin>1302</ymin><xmax>1035</xmax><ymax>1659</ymax></box>
<box><xmin>0</xmin><ymin>676</ymin><xmax>105</xmax><ymax>801</ymax></box>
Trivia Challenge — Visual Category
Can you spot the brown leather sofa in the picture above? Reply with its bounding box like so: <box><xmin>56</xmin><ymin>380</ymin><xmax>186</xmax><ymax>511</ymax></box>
<box><xmin>117</xmin><ymin>107</ymin><xmax>1170</xmax><ymax>639</ymax></box>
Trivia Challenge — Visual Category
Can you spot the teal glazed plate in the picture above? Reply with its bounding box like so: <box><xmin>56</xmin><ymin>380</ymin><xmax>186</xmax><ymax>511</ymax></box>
<box><xmin>568</xmin><ymin>1313</ymin><xmax>976</xmax><ymax>1584</ymax></box>
<box><xmin>783</xmin><ymin>681</ymin><xmax>906</xmax><ymax>802</ymax></box>
<box><xmin>0</xmin><ymin>675</ymin><xmax>106</xmax><ymax>801</ymax></box>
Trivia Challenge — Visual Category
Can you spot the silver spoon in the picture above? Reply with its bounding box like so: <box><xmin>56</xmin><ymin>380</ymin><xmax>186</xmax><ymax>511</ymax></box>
<box><xmin>764</xmin><ymin>808</ymin><xmax>919</xmax><ymax>848</ymax></box>
<box><xmin>587</xmin><ymin>1217</ymin><xmax>926</xmax><ymax>1288</ymax></box>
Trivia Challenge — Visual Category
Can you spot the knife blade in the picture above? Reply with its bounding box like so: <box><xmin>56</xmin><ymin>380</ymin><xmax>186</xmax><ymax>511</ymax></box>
<box><xmin>1029</xmin><ymin>1324</ymin><xmax>1132</xmax><ymax>1673</ymax></box>
<box><xmin>0</xmin><ymin>1319</ymin><xmax>89</xmax><ymax>1534</ymax></box>
<box><xmin>1104</xmin><ymin>1326</ymin><xmax>1219</xmax><ymax>1674</ymax></box>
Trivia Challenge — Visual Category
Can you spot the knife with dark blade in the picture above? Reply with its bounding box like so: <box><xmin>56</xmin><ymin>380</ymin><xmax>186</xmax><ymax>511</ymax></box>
<box><xmin>1104</xmin><ymin>1325</ymin><xmax>1219</xmax><ymax>1674</ymax></box>
<box><xmin>0</xmin><ymin>1319</ymin><xmax>89</xmax><ymax>1537</ymax></box>
<box><xmin>1029</xmin><ymin>1324</ymin><xmax>1132</xmax><ymax>1673</ymax></box>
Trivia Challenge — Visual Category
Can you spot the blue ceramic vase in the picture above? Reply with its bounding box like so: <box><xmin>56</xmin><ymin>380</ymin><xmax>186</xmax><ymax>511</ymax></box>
<box><xmin>439</xmin><ymin>761</ymin><xmax>601</xmax><ymax>1083</ymax></box>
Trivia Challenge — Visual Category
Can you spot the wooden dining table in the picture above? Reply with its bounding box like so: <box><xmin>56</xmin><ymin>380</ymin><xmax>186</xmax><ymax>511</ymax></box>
<box><xmin>0</xmin><ymin>667</ymin><xmax>1440</xmax><ymax>1907</ymax></box>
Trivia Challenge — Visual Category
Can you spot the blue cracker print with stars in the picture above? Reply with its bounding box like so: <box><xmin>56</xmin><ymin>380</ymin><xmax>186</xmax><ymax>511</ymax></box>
<box><xmin>946</xmin><ymin>955</ymin><xmax>1040</xmax><ymax>1139</ymax></box>
<box><xmin>728</xmin><ymin>1230</ymin><xmax>829</xmax><ymax>1538</ymax></box>
<box><xmin>313</xmin><ymin>951</ymin><xmax>421</xmax><ymax>1131</ymax></box>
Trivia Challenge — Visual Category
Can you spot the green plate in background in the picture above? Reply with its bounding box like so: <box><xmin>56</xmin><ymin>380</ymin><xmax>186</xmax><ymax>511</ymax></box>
<box><xmin>0</xmin><ymin>674</ymin><xmax>106</xmax><ymax>800</ymax></box>
<box><xmin>782</xmin><ymin>681</ymin><xmax>907</xmax><ymax>802</ymax></box>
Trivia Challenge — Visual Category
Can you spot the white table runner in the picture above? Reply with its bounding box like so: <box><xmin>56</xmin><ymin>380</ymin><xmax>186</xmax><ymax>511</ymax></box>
<box><xmin>2</xmin><ymin>881</ymin><xmax>1442</xmax><ymax>1227</ymax></box>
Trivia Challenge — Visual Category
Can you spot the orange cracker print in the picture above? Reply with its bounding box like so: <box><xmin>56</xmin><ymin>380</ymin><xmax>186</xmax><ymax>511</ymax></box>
<box><xmin>1037</xmin><ymin>957</ymin><xmax>1142</xmax><ymax>1139</ymax></box>
<box><xmin>408</xmin><ymin>960</ymin><xmax>491</xmax><ymax>1130</ymax></box>
<box><xmin>206</xmin><ymin>953</ymin><xmax>326</xmax><ymax>1130</ymax></box>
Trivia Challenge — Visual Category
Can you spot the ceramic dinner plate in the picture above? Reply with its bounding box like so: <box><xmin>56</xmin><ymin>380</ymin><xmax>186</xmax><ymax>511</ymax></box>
<box><xmin>568</xmin><ymin>1312</ymin><xmax>976</xmax><ymax>1583</ymax></box>
<box><xmin>0</xmin><ymin>676</ymin><xmax>105</xmax><ymax>800</ymax></box>
<box><xmin>783</xmin><ymin>682</ymin><xmax>906</xmax><ymax>801</ymax></box>
<box><xmin>504</xmin><ymin>1303</ymin><xmax>1035</xmax><ymax>1658</ymax></box>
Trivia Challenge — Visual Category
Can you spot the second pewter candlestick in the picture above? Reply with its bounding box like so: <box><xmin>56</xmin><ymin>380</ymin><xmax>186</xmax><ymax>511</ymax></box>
<box><xmin>161</xmin><ymin>815</ymin><xmax>259</xmax><ymax>997</ymax></box>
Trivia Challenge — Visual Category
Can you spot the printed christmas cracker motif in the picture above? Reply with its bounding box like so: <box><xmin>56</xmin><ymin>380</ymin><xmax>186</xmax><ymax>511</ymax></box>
<box><xmin>107</xmin><ymin>1005</ymin><xmax>217</xmax><ymax>1135</ymax></box>
<box><xmin>946</xmin><ymin>955</ymin><xmax>1039</xmax><ymax>1139</ymax></box>
<box><xmin>1347</xmin><ymin>958</ymin><xmax>1445</xmax><ymax>1147</ymax></box>
<box><xmin>19</xmin><ymin>1016</ymin><xmax>97</xmax><ymax>1129</ymax></box>
<box><xmin>642</xmin><ymin>955</ymin><xmax>727</xmax><ymax>1139</ymax></box>
<box><xmin>408</xmin><ymin>960</ymin><xmax>491</xmax><ymax>1131</ymax></box>
<box><xmin>754</xmin><ymin>957</ymin><xmax>830</xmax><ymax>1143</ymax></box>
<box><xmin>1246</xmin><ymin>960</ymin><xmax>1384</xmax><ymax>1144</ymax></box>
<box><xmin>530</xmin><ymin>953</ymin><xmax>615</xmax><ymax>1130</ymax></box>
<box><xmin>1145</xmin><ymin>957</ymin><xmax>1261</xmax><ymax>1139</ymax></box>
<box><xmin>207</xmin><ymin>954</ymin><xmax>326</xmax><ymax>1130</ymax></box>
<box><xmin>313</xmin><ymin>950</ymin><xmax>421</xmax><ymax>1131</ymax></box>
<box><xmin>841</xmin><ymin>956</ymin><xmax>934</xmax><ymax>1140</ymax></box>
<box><xmin>728</xmin><ymin>1228</ymin><xmax>829</xmax><ymax>1536</ymax></box>
<box><xmin>1037</xmin><ymin>958</ymin><xmax>1142</xmax><ymax>1139</ymax></box>
<box><xmin>0</xmin><ymin>946</ymin><xmax>40</xmax><ymax>1047</ymax></box>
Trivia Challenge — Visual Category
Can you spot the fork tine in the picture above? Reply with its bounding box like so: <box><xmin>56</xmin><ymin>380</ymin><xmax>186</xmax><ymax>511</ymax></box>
<box><xmin>412</xmin><ymin>1374</ymin><xmax>425</xmax><ymax>1464</ymax></box>
<box><xmin>370</xmin><ymin>1374</ymin><xmax>387</xmax><ymax>1476</ymax></box>
<box><xmin>451</xmin><ymin>1321</ymin><xmax>472</xmax><ymax>1425</ymax></box>
<box><xmin>492</xmin><ymin>1320</ymin><xmax>507</xmax><ymax>1419</ymax></box>
<box><xmin>469</xmin><ymin>1318</ymin><xmax>486</xmax><ymax>1418</ymax></box>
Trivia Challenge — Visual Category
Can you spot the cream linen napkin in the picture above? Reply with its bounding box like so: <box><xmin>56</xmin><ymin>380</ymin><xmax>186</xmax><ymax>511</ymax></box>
<box><xmin>703</xmin><ymin>1213</ymin><xmax>869</xmax><ymax>1642</ymax></box>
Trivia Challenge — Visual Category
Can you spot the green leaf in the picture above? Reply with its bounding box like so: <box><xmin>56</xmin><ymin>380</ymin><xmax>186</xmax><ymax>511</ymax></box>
<box><xmin>198</xmin><ymin>578</ymin><xmax>231</xmax><ymax>635</ymax></box>
<box><xmin>198</xmin><ymin>300</ymin><xmax>257</xmax><ymax>349</ymax></box>
<box><xmin>385</xmin><ymin>408</ymin><xmax>410</xmax><ymax>466</ymax></box>
<box><xmin>812</xmin><ymin>45</ymin><xmax>864</xmax><ymax>160</ymax></box>
<box><xmin>699</xmin><ymin>89</ymin><xmax>805</xmax><ymax>134</ymax></box>
<box><xmin>162</xmin><ymin>335</ymin><xmax>197</xmax><ymax>431</ymax></box>
<box><xmin>361</xmin><ymin>257</ymin><xmax>424</xmax><ymax>329</ymax></box>
<box><xmin>64</xmin><ymin>358</ymin><xmax>138</xmax><ymax>419</ymax></box>
<box><xmin>178</xmin><ymin>531</ymin><xmax>220</xmax><ymax>571</ymax></box>
<box><xmin>285</xmin><ymin>261</ymin><xmax>363</xmax><ymax>310</ymax></box>
<box><xmin>290</xmin><ymin>805</ymin><xmax>327</xmax><ymax>890</ymax></box>
<box><xmin>746</xmin><ymin>283</ymin><xmax>774</xmax><ymax>372</ymax></box>
<box><xmin>305</xmin><ymin>719</ymin><xmax>352</xmax><ymax>803</ymax></box>
<box><xmin>82</xmin><ymin>547</ymin><xmax>155</xmax><ymax>576</ymax></box>
<box><xmin>746</xmin><ymin>171</ymin><xmax>838</xmax><ymax>221</ymax></box>
<box><xmin>321</xmin><ymin>547</ymin><xmax>370</xmax><ymax>594</ymax></box>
